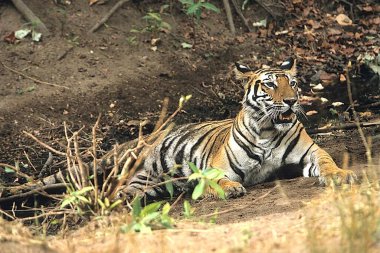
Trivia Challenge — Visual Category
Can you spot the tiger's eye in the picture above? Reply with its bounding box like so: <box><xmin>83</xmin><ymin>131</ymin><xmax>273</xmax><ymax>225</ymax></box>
<box><xmin>265</xmin><ymin>82</ymin><xmax>276</xmax><ymax>88</ymax></box>
<box><xmin>290</xmin><ymin>80</ymin><xmax>297</xmax><ymax>86</ymax></box>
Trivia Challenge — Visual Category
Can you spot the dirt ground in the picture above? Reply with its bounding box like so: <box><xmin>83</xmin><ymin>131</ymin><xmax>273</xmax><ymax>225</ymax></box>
<box><xmin>0</xmin><ymin>0</ymin><xmax>380</xmax><ymax>252</ymax></box>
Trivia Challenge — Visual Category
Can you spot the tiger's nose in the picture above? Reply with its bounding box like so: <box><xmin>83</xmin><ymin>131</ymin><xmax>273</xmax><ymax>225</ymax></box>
<box><xmin>283</xmin><ymin>98</ymin><xmax>297</xmax><ymax>106</ymax></box>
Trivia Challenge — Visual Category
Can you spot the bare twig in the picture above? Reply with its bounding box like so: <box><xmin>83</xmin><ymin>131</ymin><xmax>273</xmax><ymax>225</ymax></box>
<box><xmin>92</xmin><ymin>115</ymin><xmax>101</xmax><ymax>211</ymax></box>
<box><xmin>57</xmin><ymin>46</ymin><xmax>74</xmax><ymax>61</ymax></box>
<box><xmin>346</xmin><ymin>64</ymin><xmax>372</xmax><ymax>163</ymax></box>
<box><xmin>89</xmin><ymin>0</ymin><xmax>130</xmax><ymax>33</ymax></box>
<box><xmin>153</xmin><ymin>97</ymin><xmax>169</xmax><ymax>132</ymax></box>
<box><xmin>222</xmin><ymin>0</ymin><xmax>236</xmax><ymax>35</ymax></box>
<box><xmin>73</xmin><ymin>132</ymin><xmax>89</xmax><ymax>187</ymax></box>
<box><xmin>230</xmin><ymin>0</ymin><xmax>253</xmax><ymax>32</ymax></box>
<box><xmin>1</xmin><ymin>61</ymin><xmax>69</xmax><ymax>89</ymax></box>
<box><xmin>18</xmin><ymin>210</ymin><xmax>74</xmax><ymax>221</ymax></box>
<box><xmin>10</xmin><ymin>0</ymin><xmax>50</xmax><ymax>35</ymax></box>
<box><xmin>0</xmin><ymin>163</ymin><xmax>33</xmax><ymax>182</ymax></box>
<box><xmin>38</xmin><ymin>152</ymin><xmax>53</xmax><ymax>178</ymax></box>
<box><xmin>200</xmin><ymin>185</ymin><xmax>279</xmax><ymax>218</ymax></box>
<box><xmin>308</xmin><ymin>120</ymin><xmax>380</xmax><ymax>134</ymax></box>
<box><xmin>0</xmin><ymin>183</ymin><xmax>68</xmax><ymax>203</ymax></box>
<box><xmin>23</xmin><ymin>131</ymin><xmax>66</xmax><ymax>156</ymax></box>
<box><xmin>0</xmin><ymin>208</ymin><xmax>16</xmax><ymax>220</ymax></box>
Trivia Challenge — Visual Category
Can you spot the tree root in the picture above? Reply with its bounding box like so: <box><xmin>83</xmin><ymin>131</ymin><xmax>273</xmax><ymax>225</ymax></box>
<box><xmin>11</xmin><ymin>0</ymin><xmax>50</xmax><ymax>35</ymax></box>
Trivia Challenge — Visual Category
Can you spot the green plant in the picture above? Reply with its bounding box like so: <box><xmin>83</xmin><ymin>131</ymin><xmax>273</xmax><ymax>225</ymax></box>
<box><xmin>121</xmin><ymin>197</ymin><xmax>173</xmax><ymax>233</ymax></box>
<box><xmin>183</xmin><ymin>200</ymin><xmax>195</xmax><ymax>218</ymax></box>
<box><xmin>179</xmin><ymin>0</ymin><xmax>220</xmax><ymax>23</ymax></box>
<box><xmin>179</xmin><ymin>1</ymin><xmax>220</xmax><ymax>47</ymax></box>
<box><xmin>141</xmin><ymin>11</ymin><xmax>171</xmax><ymax>33</ymax></box>
<box><xmin>60</xmin><ymin>185</ymin><xmax>93</xmax><ymax>215</ymax></box>
<box><xmin>187</xmin><ymin>162</ymin><xmax>225</xmax><ymax>200</ymax></box>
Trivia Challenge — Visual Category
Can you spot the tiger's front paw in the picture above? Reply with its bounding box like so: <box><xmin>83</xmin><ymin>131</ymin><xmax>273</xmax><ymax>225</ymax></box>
<box><xmin>319</xmin><ymin>168</ymin><xmax>357</xmax><ymax>186</ymax></box>
<box><xmin>205</xmin><ymin>178</ymin><xmax>246</xmax><ymax>199</ymax></box>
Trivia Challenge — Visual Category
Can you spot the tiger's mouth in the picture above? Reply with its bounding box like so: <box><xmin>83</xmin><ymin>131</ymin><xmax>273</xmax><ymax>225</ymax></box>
<box><xmin>273</xmin><ymin>109</ymin><xmax>295</xmax><ymax>124</ymax></box>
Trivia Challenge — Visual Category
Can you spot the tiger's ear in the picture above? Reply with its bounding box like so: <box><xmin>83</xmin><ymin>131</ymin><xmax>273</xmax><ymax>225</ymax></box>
<box><xmin>280</xmin><ymin>58</ymin><xmax>297</xmax><ymax>76</ymax></box>
<box><xmin>234</xmin><ymin>62</ymin><xmax>254</xmax><ymax>80</ymax></box>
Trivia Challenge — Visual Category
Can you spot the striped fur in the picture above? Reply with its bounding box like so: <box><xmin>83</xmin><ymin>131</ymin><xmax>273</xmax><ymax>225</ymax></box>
<box><xmin>126</xmin><ymin>59</ymin><xmax>356</xmax><ymax>199</ymax></box>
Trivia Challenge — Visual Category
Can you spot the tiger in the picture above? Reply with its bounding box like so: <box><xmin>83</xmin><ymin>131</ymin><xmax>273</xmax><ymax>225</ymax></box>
<box><xmin>122</xmin><ymin>58</ymin><xmax>357</xmax><ymax>200</ymax></box>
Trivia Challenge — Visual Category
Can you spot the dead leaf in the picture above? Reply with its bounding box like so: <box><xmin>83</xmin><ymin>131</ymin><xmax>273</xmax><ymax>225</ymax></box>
<box><xmin>371</xmin><ymin>17</ymin><xmax>380</xmax><ymax>25</ymax></box>
<box><xmin>307</xmin><ymin>19</ymin><xmax>322</xmax><ymax>29</ymax></box>
<box><xmin>306</xmin><ymin>110</ymin><xmax>318</xmax><ymax>116</ymax></box>
<box><xmin>359</xmin><ymin>111</ymin><xmax>373</xmax><ymax>119</ymax></box>
<box><xmin>332</xmin><ymin>102</ymin><xmax>344</xmax><ymax>107</ymax></box>
<box><xmin>89</xmin><ymin>0</ymin><xmax>98</xmax><ymax>6</ymax></box>
<box><xmin>336</xmin><ymin>14</ymin><xmax>353</xmax><ymax>26</ymax></box>
<box><xmin>339</xmin><ymin>74</ymin><xmax>346</xmax><ymax>82</ymax></box>
<box><xmin>235</xmin><ymin>36</ymin><xmax>245</xmax><ymax>43</ymax></box>
<box><xmin>311</xmin><ymin>83</ymin><xmax>324</xmax><ymax>91</ymax></box>
<box><xmin>3</xmin><ymin>32</ymin><xmax>16</xmax><ymax>44</ymax></box>
<box><xmin>328</xmin><ymin>28</ymin><xmax>342</xmax><ymax>36</ymax></box>
<box><xmin>362</xmin><ymin>6</ymin><xmax>373</xmax><ymax>12</ymax></box>
<box><xmin>151</xmin><ymin>38</ymin><xmax>161</xmax><ymax>46</ymax></box>
<box><xmin>319</xmin><ymin>71</ymin><xmax>337</xmax><ymax>84</ymax></box>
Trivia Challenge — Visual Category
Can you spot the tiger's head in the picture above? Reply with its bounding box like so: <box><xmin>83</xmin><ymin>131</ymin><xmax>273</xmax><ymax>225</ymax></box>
<box><xmin>234</xmin><ymin>58</ymin><xmax>303</xmax><ymax>130</ymax></box>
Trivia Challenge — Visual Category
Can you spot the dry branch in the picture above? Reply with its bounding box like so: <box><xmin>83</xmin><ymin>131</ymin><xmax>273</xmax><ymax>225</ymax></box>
<box><xmin>223</xmin><ymin>0</ymin><xmax>236</xmax><ymax>35</ymax></box>
<box><xmin>0</xmin><ymin>183</ymin><xmax>68</xmax><ymax>204</ymax></box>
<box><xmin>23</xmin><ymin>131</ymin><xmax>66</xmax><ymax>156</ymax></box>
<box><xmin>89</xmin><ymin>0</ymin><xmax>130</xmax><ymax>33</ymax></box>
<box><xmin>1</xmin><ymin>61</ymin><xmax>69</xmax><ymax>90</ymax></box>
<box><xmin>11</xmin><ymin>0</ymin><xmax>50</xmax><ymax>35</ymax></box>
<box><xmin>230</xmin><ymin>0</ymin><xmax>253</xmax><ymax>32</ymax></box>
<box><xmin>308</xmin><ymin>120</ymin><xmax>380</xmax><ymax>135</ymax></box>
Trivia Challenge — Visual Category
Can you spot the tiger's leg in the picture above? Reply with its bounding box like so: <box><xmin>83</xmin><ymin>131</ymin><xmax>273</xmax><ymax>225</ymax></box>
<box><xmin>304</xmin><ymin>146</ymin><xmax>357</xmax><ymax>185</ymax></box>
<box><xmin>205</xmin><ymin>177</ymin><xmax>247</xmax><ymax>199</ymax></box>
<box><xmin>118</xmin><ymin>170</ymin><xmax>167</xmax><ymax>201</ymax></box>
<box><xmin>315</xmin><ymin>148</ymin><xmax>356</xmax><ymax>185</ymax></box>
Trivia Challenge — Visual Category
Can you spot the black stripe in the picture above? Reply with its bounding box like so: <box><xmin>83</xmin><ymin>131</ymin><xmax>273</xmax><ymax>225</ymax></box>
<box><xmin>281</xmin><ymin>126</ymin><xmax>304</xmax><ymax>164</ymax></box>
<box><xmin>232</xmin><ymin>129</ymin><xmax>263</xmax><ymax>164</ymax></box>
<box><xmin>202</xmin><ymin>125</ymin><xmax>231</xmax><ymax>169</ymax></box>
<box><xmin>273</xmin><ymin>120</ymin><xmax>298</xmax><ymax>149</ymax></box>
<box><xmin>159</xmin><ymin>138</ymin><xmax>173</xmax><ymax>173</ymax></box>
<box><xmin>299</xmin><ymin>143</ymin><xmax>315</xmax><ymax>166</ymax></box>
<box><xmin>189</xmin><ymin>126</ymin><xmax>222</xmax><ymax>162</ymax></box>
<box><xmin>226</xmin><ymin>144</ymin><xmax>245</xmax><ymax>181</ymax></box>
<box><xmin>175</xmin><ymin>145</ymin><xmax>186</xmax><ymax>165</ymax></box>
<box><xmin>137</xmin><ymin>175</ymin><xmax>148</xmax><ymax>181</ymax></box>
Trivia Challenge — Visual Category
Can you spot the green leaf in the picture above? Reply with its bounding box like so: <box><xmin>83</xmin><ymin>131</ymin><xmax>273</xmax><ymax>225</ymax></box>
<box><xmin>141</xmin><ymin>212</ymin><xmax>160</xmax><ymax>224</ymax></box>
<box><xmin>109</xmin><ymin>199</ymin><xmax>123</xmax><ymax>210</ymax></box>
<box><xmin>74</xmin><ymin>186</ymin><xmax>94</xmax><ymax>196</ymax></box>
<box><xmin>200</xmin><ymin>3</ymin><xmax>220</xmax><ymax>13</ymax></box>
<box><xmin>179</xmin><ymin>0</ymin><xmax>194</xmax><ymax>6</ymax></box>
<box><xmin>181</xmin><ymin>42</ymin><xmax>193</xmax><ymax>49</ymax></box>
<box><xmin>162</xmin><ymin>202</ymin><xmax>171</xmax><ymax>216</ymax></box>
<box><xmin>188</xmin><ymin>162</ymin><xmax>200</xmax><ymax>173</ymax></box>
<box><xmin>165</xmin><ymin>179</ymin><xmax>174</xmax><ymax>199</ymax></box>
<box><xmin>203</xmin><ymin>168</ymin><xmax>224</xmax><ymax>180</ymax></box>
<box><xmin>4</xmin><ymin>167</ymin><xmax>15</xmax><ymax>174</ymax></box>
<box><xmin>187</xmin><ymin>2</ymin><xmax>202</xmax><ymax>15</ymax></box>
<box><xmin>209</xmin><ymin>180</ymin><xmax>225</xmax><ymax>199</ymax></box>
<box><xmin>188</xmin><ymin>173</ymin><xmax>201</xmax><ymax>181</ymax></box>
<box><xmin>97</xmin><ymin>198</ymin><xmax>106</xmax><ymax>209</ymax></box>
<box><xmin>192</xmin><ymin>178</ymin><xmax>206</xmax><ymax>200</ymax></box>
<box><xmin>76</xmin><ymin>195</ymin><xmax>91</xmax><ymax>204</ymax></box>
<box><xmin>61</xmin><ymin>196</ymin><xmax>75</xmax><ymax>209</ymax></box>
<box><xmin>183</xmin><ymin>200</ymin><xmax>193</xmax><ymax>218</ymax></box>
<box><xmin>141</xmin><ymin>202</ymin><xmax>162</xmax><ymax>217</ymax></box>
<box><xmin>132</xmin><ymin>197</ymin><xmax>142</xmax><ymax>218</ymax></box>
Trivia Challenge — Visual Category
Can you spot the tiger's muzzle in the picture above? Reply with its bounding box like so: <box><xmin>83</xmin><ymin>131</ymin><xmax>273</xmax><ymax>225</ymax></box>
<box><xmin>274</xmin><ymin>109</ymin><xmax>296</xmax><ymax>124</ymax></box>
